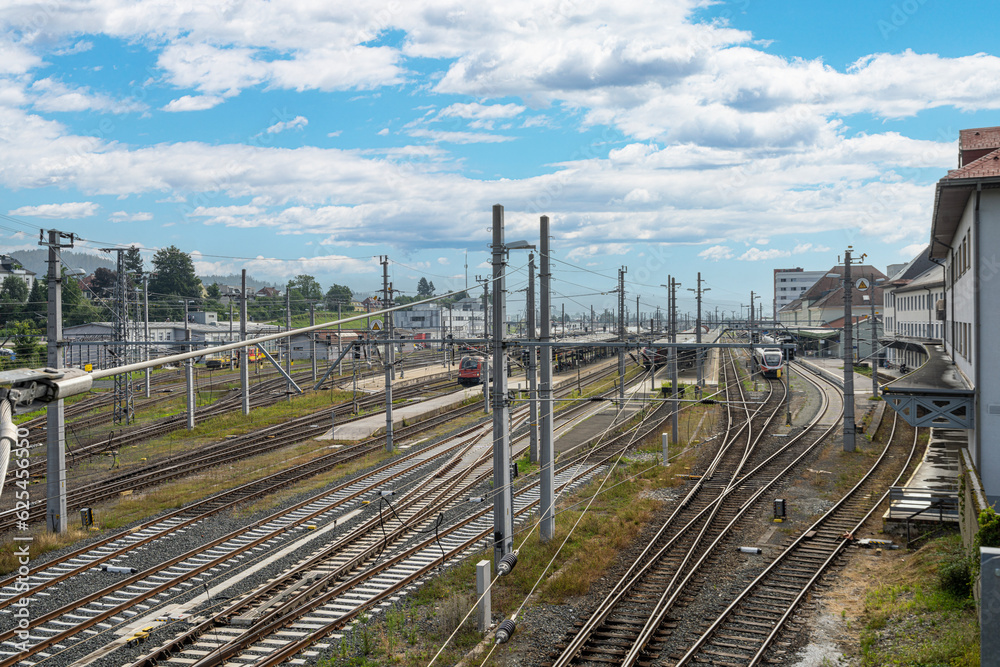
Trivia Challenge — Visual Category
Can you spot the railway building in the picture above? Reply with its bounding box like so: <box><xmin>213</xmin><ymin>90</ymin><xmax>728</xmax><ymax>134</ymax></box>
<box><xmin>880</xmin><ymin>246</ymin><xmax>945</xmax><ymax>371</ymax></box>
<box><xmin>883</xmin><ymin>125</ymin><xmax>1000</xmax><ymax>507</ymax></box>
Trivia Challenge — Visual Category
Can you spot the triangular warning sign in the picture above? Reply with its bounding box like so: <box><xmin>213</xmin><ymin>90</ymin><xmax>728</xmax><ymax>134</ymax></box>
<box><xmin>370</xmin><ymin>320</ymin><xmax>382</xmax><ymax>332</ymax></box>
<box><xmin>856</xmin><ymin>278</ymin><xmax>870</xmax><ymax>291</ymax></box>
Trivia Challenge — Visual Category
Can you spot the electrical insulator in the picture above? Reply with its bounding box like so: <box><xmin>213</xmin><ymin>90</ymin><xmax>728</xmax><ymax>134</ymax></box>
<box><xmin>468</xmin><ymin>496</ymin><xmax>484</xmax><ymax>503</ymax></box>
<box><xmin>379</xmin><ymin>490</ymin><xmax>395</xmax><ymax>497</ymax></box>
<box><xmin>495</xmin><ymin>618</ymin><xmax>516</xmax><ymax>644</ymax></box>
<box><xmin>498</xmin><ymin>551</ymin><xmax>518</xmax><ymax>576</ymax></box>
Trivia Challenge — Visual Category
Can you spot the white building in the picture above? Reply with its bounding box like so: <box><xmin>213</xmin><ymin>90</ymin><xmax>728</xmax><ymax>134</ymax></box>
<box><xmin>63</xmin><ymin>320</ymin><xmax>280</xmax><ymax>370</ymax></box>
<box><xmin>393</xmin><ymin>297</ymin><xmax>485</xmax><ymax>337</ymax></box>
<box><xmin>881</xmin><ymin>247</ymin><xmax>945</xmax><ymax>371</ymax></box>
<box><xmin>773</xmin><ymin>268</ymin><xmax>825</xmax><ymax>319</ymax></box>
<box><xmin>883</xmin><ymin>125</ymin><xmax>1000</xmax><ymax>505</ymax></box>
<box><xmin>0</xmin><ymin>254</ymin><xmax>36</xmax><ymax>291</ymax></box>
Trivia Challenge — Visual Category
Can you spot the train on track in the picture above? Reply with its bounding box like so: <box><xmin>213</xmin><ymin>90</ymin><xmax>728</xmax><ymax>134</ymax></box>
<box><xmin>458</xmin><ymin>356</ymin><xmax>490</xmax><ymax>386</ymax></box>
<box><xmin>753</xmin><ymin>346</ymin><xmax>785</xmax><ymax>378</ymax></box>
<box><xmin>760</xmin><ymin>332</ymin><xmax>796</xmax><ymax>361</ymax></box>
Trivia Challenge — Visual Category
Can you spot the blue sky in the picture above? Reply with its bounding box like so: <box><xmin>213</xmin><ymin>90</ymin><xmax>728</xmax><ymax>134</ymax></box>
<box><xmin>1</xmin><ymin>0</ymin><xmax>999</xmax><ymax>322</ymax></box>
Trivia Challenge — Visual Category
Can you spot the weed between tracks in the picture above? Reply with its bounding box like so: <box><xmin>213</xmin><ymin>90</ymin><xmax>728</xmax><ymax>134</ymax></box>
<box><xmin>317</xmin><ymin>443</ymin><xmax>694</xmax><ymax>667</ymax></box>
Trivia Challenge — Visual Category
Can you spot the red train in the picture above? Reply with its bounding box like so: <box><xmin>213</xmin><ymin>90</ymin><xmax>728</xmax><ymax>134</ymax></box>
<box><xmin>458</xmin><ymin>356</ymin><xmax>490</xmax><ymax>386</ymax></box>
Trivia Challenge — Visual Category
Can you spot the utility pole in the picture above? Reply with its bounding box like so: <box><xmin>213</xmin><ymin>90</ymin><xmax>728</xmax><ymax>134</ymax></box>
<box><xmin>688</xmin><ymin>272</ymin><xmax>710</xmax><ymax>390</ymax></box>
<box><xmin>309</xmin><ymin>302</ymin><xmax>317</xmax><ymax>383</ymax></box>
<box><xmin>617</xmin><ymin>267</ymin><xmax>627</xmax><ymax>407</ymax></box>
<box><xmin>285</xmin><ymin>290</ymin><xmax>292</xmax><ymax>401</ymax></box>
<box><xmin>539</xmin><ymin>215</ymin><xmax>555</xmax><ymax>543</ymax></box>
<box><xmin>841</xmin><ymin>246</ymin><xmax>864</xmax><ymax>452</ymax></box>
<box><xmin>183</xmin><ymin>298</ymin><xmax>195</xmax><ymax>429</ymax></box>
<box><xmin>143</xmin><ymin>275</ymin><xmax>151</xmax><ymax>398</ymax></box>
<box><xmin>240</xmin><ymin>271</ymin><xmax>250</xmax><ymax>416</ymax></box>
<box><xmin>41</xmin><ymin>229</ymin><xmax>73</xmax><ymax>533</ymax></box>
<box><xmin>381</xmin><ymin>255</ymin><xmax>394</xmax><ymax>453</ymax></box>
<box><xmin>100</xmin><ymin>247</ymin><xmax>134</xmax><ymax>425</ymax></box>
<box><xmin>670</xmin><ymin>277</ymin><xmax>681</xmax><ymax>445</ymax></box>
<box><xmin>527</xmin><ymin>253</ymin><xmax>538</xmax><ymax>463</ymax></box>
<box><xmin>491</xmin><ymin>204</ymin><xmax>513</xmax><ymax>566</ymax></box>
<box><xmin>636</xmin><ymin>294</ymin><xmax>640</xmax><ymax>332</ymax></box>
<box><xmin>870</xmin><ymin>274</ymin><xmax>879</xmax><ymax>398</ymax></box>
<box><xmin>479</xmin><ymin>276</ymin><xmax>490</xmax><ymax>413</ymax></box>
<box><xmin>590</xmin><ymin>305</ymin><xmax>595</xmax><ymax>334</ymax></box>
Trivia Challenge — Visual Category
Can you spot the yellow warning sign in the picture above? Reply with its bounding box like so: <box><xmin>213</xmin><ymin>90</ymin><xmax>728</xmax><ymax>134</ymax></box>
<box><xmin>370</xmin><ymin>319</ymin><xmax>383</xmax><ymax>333</ymax></box>
<box><xmin>855</xmin><ymin>278</ymin><xmax>870</xmax><ymax>291</ymax></box>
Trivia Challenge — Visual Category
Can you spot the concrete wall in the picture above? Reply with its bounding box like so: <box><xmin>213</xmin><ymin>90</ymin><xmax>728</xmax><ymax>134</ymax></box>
<box><xmin>978</xmin><ymin>190</ymin><xmax>1000</xmax><ymax>505</ymax></box>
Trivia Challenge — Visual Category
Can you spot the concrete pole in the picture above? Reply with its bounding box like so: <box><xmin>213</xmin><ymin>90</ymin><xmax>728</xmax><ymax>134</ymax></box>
<box><xmin>382</xmin><ymin>256</ymin><xmax>393</xmax><ymax>453</ymax></box>
<box><xmin>491</xmin><ymin>204</ymin><xmax>514</xmax><ymax>566</ymax></box>
<box><xmin>285</xmin><ymin>290</ymin><xmax>291</xmax><ymax>401</ymax></box>
<box><xmin>527</xmin><ymin>253</ymin><xmax>538</xmax><ymax>463</ymax></box>
<box><xmin>185</xmin><ymin>299</ymin><xmax>194</xmax><ymax>430</ymax></box>
<box><xmin>144</xmin><ymin>275</ymin><xmax>151</xmax><ymax>398</ymax></box>
<box><xmin>482</xmin><ymin>282</ymin><xmax>490</xmax><ymax>413</ymax></box>
<box><xmin>618</xmin><ymin>267</ymin><xmax>626</xmax><ymax>406</ymax></box>
<box><xmin>337</xmin><ymin>303</ymin><xmax>342</xmax><ymax>376</ymax></box>
<box><xmin>240</xmin><ymin>270</ymin><xmax>250</xmax><ymax>416</ymax></box>
<box><xmin>43</xmin><ymin>229</ymin><xmax>69</xmax><ymax>532</ymax></box>
<box><xmin>843</xmin><ymin>249</ymin><xmax>857</xmax><ymax>452</ymax></box>
<box><xmin>539</xmin><ymin>215</ymin><xmax>555</xmax><ymax>542</ymax></box>
<box><xmin>310</xmin><ymin>302</ymin><xmax>317</xmax><ymax>383</ymax></box>
<box><xmin>870</xmin><ymin>274</ymin><xmax>879</xmax><ymax>397</ymax></box>
<box><xmin>670</xmin><ymin>276</ymin><xmax>679</xmax><ymax>445</ymax></box>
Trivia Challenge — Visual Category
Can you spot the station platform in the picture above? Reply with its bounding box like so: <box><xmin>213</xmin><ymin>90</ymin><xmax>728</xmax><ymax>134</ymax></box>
<box><xmin>320</xmin><ymin>358</ymin><xmax>619</xmax><ymax>442</ymax></box>
<box><xmin>883</xmin><ymin>428</ymin><xmax>963</xmax><ymax>533</ymax></box>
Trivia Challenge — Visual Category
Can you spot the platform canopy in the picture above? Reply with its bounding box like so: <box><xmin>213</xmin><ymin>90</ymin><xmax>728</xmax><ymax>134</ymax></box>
<box><xmin>881</xmin><ymin>343</ymin><xmax>974</xmax><ymax>429</ymax></box>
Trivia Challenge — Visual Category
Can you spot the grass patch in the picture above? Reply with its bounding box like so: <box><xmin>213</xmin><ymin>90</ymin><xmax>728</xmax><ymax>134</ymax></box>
<box><xmin>318</xmin><ymin>452</ymin><xmax>682</xmax><ymax>666</ymax></box>
<box><xmin>858</xmin><ymin>534</ymin><xmax>978</xmax><ymax>667</ymax></box>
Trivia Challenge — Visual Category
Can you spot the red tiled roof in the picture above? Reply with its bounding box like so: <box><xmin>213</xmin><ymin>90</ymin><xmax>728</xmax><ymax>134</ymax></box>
<box><xmin>945</xmin><ymin>147</ymin><xmax>1000</xmax><ymax>180</ymax></box>
<box><xmin>959</xmin><ymin>127</ymin><xmax>1000</xmax><ymax>152</ymax></box>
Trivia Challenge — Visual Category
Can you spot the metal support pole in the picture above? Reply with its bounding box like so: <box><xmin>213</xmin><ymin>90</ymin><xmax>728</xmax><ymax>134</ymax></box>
<box><xmin>527</xmin><ymin>253</ymin><xmax>538</xmax><ymax>464</ymax></box>
<box><xmin>662</xmin><ymin>433</ymin><xmax>669</xmax><ymax>466</ymax></box>
<box><xmin>491</xmin><ymin>204</ymin><xmax>514</xmax><ymax>566</ymax></box>
<box><xmin>382</xmin><ymin>256</ymin><xmax>393</xmax><ymax>453</ymax></box>
<box><xmin>539</xmin><ymin>215</ymin><xmax>555</xmax><ymax>543</ymax></box>
<box><xmin>240</xmin><ymin>270</ymin><xmax>250</xmax><ymax>416</ymax></box>
<box><xmin>337</xmin><ymin>303</ymin><xmax>343</xmax><ymax>376</ymax></box>
<box><xmin>843</xmin><ymin>248</ymin><xmax>857</xmax><ymax>452</ymax></box>
<box><xmin>482</xmin><ymin>280</ymin><xmax>490</xmax><ymax>414</ymax></box>
<box><xmin>185</xmin><ymin>299</ymin><xmax>194</xmax><ymax>430</ymax></box>
<box><xmin>618</xmin><ymin>267</ymin><xmax>626</xmax><ymax>406</ymax></box>
<box><xmin>43</xmin><ymin>229</ymin><xmax>71</xmax><ymax>533</ymax></box>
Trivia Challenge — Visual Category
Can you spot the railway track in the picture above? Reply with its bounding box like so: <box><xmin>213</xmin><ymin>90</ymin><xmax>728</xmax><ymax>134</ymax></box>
<box><xmin>0</xmin><ymin>372</ymin><xmax>460</xmax><ymax>532</ymax></box>
<box><xmin>672</xmin><ymin>371</ymin><xmax>920</xmax><ymax>666</ymax></box>
<box><xmin>0</xmin><ymin>360</ymin><xmax>631</xmax><ymax>666</ymax></box>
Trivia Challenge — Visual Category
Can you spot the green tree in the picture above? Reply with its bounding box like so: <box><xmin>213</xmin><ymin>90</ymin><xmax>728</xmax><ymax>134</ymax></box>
<box><xmin>6</xmin><ymin>320</ymin><xmax>42</xmax><ymax>363</ymax></box>
<box><xmin>91</xmin><ymin>267</ymin><xmax>117</xmax><ymax>297</ymax></box>
<box><xmin>1</xmin><ymin>275</ymin><xmax>29</xmax><ymax>303</ymax></box>
<box><xmin>24</xmin><ymin>279</ymin><xmax>47</xmax><ymax>323</ymax></box>
<box><xmin>62</xmin><ymin>272</ymin><xmax>98</xmax><ymax>326</ymax></box>
<box><xmin>205</xmin><ymin>283</ymin><xmax>221</xmax><ymax>300</ymax></box>
<box><xmin>285</xmin><ymin>274</ymin><xmax>322</xmax><ymax>315</ymax></box>
<box><xmin>324</xmin><ymin>284</ymin><xmax>353</xmax><ymax>311</ymax></box>
<box><xmin>124</xmin><ymin>245</ymin><xmax>144</xmax><ymax>286</ymax></box>
<box><xmin>416</xmin><ymin>277</ymin><xmax>435</xmax><ymax>297</ymax></box>
<box><xmin>148</xmin><ymin>246</ymin><xmax>202</xmax><ymax>320</ymax></box>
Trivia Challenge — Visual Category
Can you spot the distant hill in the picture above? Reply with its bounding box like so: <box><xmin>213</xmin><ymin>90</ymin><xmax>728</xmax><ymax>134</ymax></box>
<box><xmin>199</xmin><ymin>274</ymin><xmax>277</xmax><ymax>291</ymax></box>
<box><xmin>10</xmin><ymin>249</ymin><xmax>115</xmax><ymax>276</ymax></box>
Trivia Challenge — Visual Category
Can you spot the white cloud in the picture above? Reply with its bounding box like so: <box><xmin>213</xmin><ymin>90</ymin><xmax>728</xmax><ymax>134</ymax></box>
<box><xmin>29</xmin><ymin>78</ymin><xmax>145</xmax><ymax>113</ymax></box>
<box><xmin>9</xmin><ymin>202</ymin><xmax>99</xmax><ymax>218</ymax></box>
<box><xmin>109</xmin><ymin>210</ymin><xmax>153</xmax><ymax>223</ymax></box>
<box><xmin>377</xmin><ymin>128</ymin><xmax>389</xmax><ymax>136</ymax></box>
<box><xmin>266</xmin><ymin>115</ymin><xmax>308</xmax><ymax>134</ymax></box>
<box><xmin>899</xmin><ymin>243</ymin><xmax>928</xmax><ymax>259</ymax></box>
<box><xmin>407</xmin><ymin>129</ymin><xmax>515</xmax><ymax>144</ymax></box>
<box><xmin>698</xmin><ymin>245</ymin><xmax>733</xmax><ymax>261</ymax></box>
<box><xmin>438</xmin><ymin>102</ymin><xmax>525</xmax><ymax>120</ymax></box>
<box><xmin>437</xmin><ymin>257</ymin><xmax>449</xmax><ymax>265</ymax></box>
<box><xmin>162</xmin><ymin>95</ymin><xmax>224</xmax><ymax>112</ymax></box>
<box><xmin>739</xmin><ymin>247</ymin><xmax>791</xmax><ymax>261</ymax></box>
